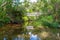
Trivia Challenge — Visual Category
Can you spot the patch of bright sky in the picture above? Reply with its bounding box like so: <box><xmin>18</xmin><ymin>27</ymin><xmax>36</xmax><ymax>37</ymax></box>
<box><xmin>29</xmin><ymin>0</ymin><xmax>37</xmax><ymax>3</ymax></box>
<box><xmin>19</xmin><ymin>0</ymin><xmax>37</xmax><ymax>3</ymax></box>
<box><xmin>19</xmin><ymin>0</ymin><xmax>24</xmax><ymax>2</ymax></box>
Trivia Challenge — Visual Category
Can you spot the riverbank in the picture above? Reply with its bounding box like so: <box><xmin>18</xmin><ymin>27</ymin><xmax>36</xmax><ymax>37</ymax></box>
<box><xmin>0</xmin><ymin>24</ymin><xmax>60</xmax><ymax>40</ymax></box>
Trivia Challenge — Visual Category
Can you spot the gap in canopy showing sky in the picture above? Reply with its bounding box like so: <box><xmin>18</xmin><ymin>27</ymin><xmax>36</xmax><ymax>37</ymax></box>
<box><xmin>13</xmin><ymin>0</ymin><xmax>37</xmax><ymax>6</ymax></box>
<box><xmin>19</xmin><ymin>0</ymin><xmax>37</xmax><ymax>3</ymax></box>
<box><xmin>30</xmin><ymin>0</ymin><xmax>37</xmax><ymax>3</ymax></box>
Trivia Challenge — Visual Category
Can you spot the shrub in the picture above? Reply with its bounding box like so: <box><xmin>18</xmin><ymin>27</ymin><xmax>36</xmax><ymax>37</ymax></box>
<box><xmin>0</xmin><ymin>11</ymin><xmax>10</xmax><ymax>27</ymax></box>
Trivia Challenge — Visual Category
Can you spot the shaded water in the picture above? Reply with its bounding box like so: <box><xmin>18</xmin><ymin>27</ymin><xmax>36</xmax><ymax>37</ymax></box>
<box><xmin>3</xmin><ymin>34</ymin><xmax>41</xmax><ymax>40</ymax></box>
<box><xmin>0</xmin><ymin>21</ymin><xmax>41</xmax><ymax>40</ymax></box>
<box><xmin>3</xmin><ymin>35</ymin><xmax>25</xmax><ymax>40</ymax></box>
<box><xmin>2</xmin><ymin>31</ymin><xmax>41</xmax><ymax>40</ymax></box>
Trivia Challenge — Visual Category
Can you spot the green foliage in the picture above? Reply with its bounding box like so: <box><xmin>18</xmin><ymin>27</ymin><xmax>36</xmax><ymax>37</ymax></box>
<box><xmin>0</xmin><ymin>0</ymin><xmax>28</xmax><ymax>27</ymax></box>
<box><xmin>41</xmin><ymin>15</ymin><xmax>53</xmax><ymax>23</ymax></box>
<box><xmin>0</xmin><ymin>0</ymin><xmax>60</xmax><ymax>28</ymax></box>
<box><xmin>22</xmin><ymin>16</ymin><xmax>28</xmax><ymax>21</ymax></box>
<box><xmin>0</xmin><ymin>11</ymin><xmax>10</xmax><ymax>27</ymax></box>
<box><xmin>32</xmin><ymin>21</ymin><xmax>41</xmax><ymax>27</ymax></box>
<box><xmin>39</xmin><ymin>15</ymin><xmax>60</xmax><ymax>28</ymax></box>
<box><xmin>11</xmin><ymin>6</ymin><xmax>27</xmax><ymax>23</ymax></box>
<box><xmin>31</xmin><ymin>0</ymin><xmax>60</xmax><ymax>28</ymax></box>
<box><xmin>32</xmin><ymin>15</ymin><xmax>59</xmax><ymax>28</ymax></box>
<box><xmin>52</xmin><ymin>22</ymin><xmax>59</xmax><ymax>28</ymax></box>
<box><xmin>42</xmin><ymin>21</ymin><xmax>59</xmax><ymax>28</ymax></box>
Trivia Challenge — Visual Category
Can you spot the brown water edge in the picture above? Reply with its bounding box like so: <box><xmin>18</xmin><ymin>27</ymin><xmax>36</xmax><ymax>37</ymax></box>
<box><xmin>0</xmin><ymin>24</ymin><xmax>25</xmax><ymax>40</ymax></box>
<box><xmin>0</xmin><ymin>24</ymin><xmax>23</xmax><ymax>35</ymax></box>
<box><xmin>0</xmin><ymin>24</ymin><xmax>60</xmax><ymax>40</ymax></box>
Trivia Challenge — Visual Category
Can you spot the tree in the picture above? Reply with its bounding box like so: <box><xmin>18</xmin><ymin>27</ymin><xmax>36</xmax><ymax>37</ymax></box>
<box><xmin>30</xmin><ymin>0</ymin><xmax>60</xmax><ymax>28</ymax></box>
<box><xmin>0</xmin><ymin>0</ymin><xmax>27</xmax><ymax>26</ymax></box>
